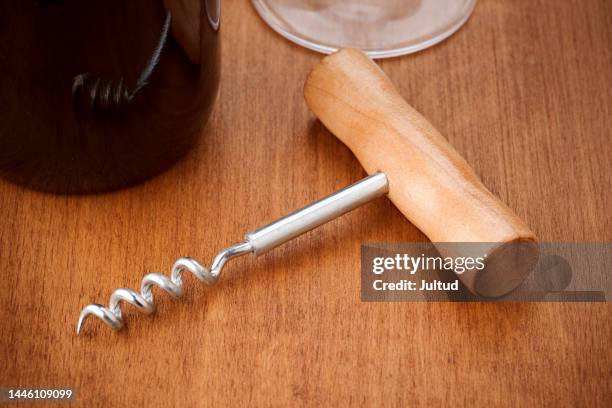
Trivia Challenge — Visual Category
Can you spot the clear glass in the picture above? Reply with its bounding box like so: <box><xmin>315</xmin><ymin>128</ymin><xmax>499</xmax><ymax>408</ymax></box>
<box><xmin>251</xmin><ymin>0</ymin><xmax>477</xmax><ymax>58</ymax></box>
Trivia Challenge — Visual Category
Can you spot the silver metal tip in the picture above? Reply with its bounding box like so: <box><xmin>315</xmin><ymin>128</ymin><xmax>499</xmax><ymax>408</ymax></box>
<box><xmin>76</xmin><ymin>314</ymin><xmax>85</xmax><ymax>335</ymax></box>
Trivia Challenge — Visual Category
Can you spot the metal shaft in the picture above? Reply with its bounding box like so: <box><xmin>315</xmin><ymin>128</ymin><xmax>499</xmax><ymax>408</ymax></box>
<box><xmin>246</xmin><ymin>172</ymin><xmax>389</xmax><ymax>255</ymax></box>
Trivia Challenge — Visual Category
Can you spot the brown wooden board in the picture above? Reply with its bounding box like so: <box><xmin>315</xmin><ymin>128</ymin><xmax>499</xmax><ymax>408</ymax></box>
<box><xmin>0</xmin><ymin>1</ymin><xmax>610</xmax><ymax>406</ymax></box>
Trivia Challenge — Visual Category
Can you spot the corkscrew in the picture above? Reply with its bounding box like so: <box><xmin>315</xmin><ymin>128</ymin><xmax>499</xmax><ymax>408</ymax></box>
<box><xmin>71</xmin><ymin>11</ymin><xmax>172</xmax><ymax>114</ymax></box>
<box><xmin>77</xmin><ymin>48</ymin><xmax>538</xmax><ymax>335</ymax></box>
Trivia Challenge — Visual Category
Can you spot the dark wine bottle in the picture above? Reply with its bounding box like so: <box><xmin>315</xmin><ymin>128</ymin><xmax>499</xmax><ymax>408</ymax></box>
<box><xmin>0</xmin><ymin>0</ymin><xmax>220</xmax><ymax>194</ymax></box>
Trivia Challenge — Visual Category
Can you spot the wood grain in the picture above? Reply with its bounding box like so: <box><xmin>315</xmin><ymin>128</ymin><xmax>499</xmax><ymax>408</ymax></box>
<box><xmin>1</xmin><ymin>0</ymin><xmax>611</xmax><ymax>406</ymax></box>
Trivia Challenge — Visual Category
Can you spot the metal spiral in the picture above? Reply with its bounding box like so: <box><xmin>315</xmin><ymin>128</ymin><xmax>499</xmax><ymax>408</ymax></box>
<box><xmin>71</xmin><ymin>11</ymin><xmax>172</xmax><ymax>115</ymax></box>
<box><xmin>77</xmin><ymin>241</ymin><xmax>253</xmax><ymax>335</ymax></box>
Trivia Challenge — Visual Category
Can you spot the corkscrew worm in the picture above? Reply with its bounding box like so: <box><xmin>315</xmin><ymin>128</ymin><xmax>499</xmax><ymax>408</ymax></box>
<box><xmin>77</xmin><ymin>173</ymin><xmax>389</xmax><ymax>334</ymax></box>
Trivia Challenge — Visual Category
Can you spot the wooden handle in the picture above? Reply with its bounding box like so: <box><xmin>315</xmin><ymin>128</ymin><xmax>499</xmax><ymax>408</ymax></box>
<box><xmin>304</xmin><ymin>48</ymin><xmax>538</xmax><ymax>297</ymax></box>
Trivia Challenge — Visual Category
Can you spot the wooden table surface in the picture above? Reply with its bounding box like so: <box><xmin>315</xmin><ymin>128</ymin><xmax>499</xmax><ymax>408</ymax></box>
<box><xmin>1</xmin><ymin>1</ymin><xmax>611</xmax><ymax>406</ymax></box>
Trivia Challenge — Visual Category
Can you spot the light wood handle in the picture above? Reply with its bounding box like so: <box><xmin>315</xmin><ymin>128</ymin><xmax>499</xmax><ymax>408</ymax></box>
<box><xmin>304</xmin><ymin>48</ymin><xmax>538</xmax><ymax>297</ymax></box>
